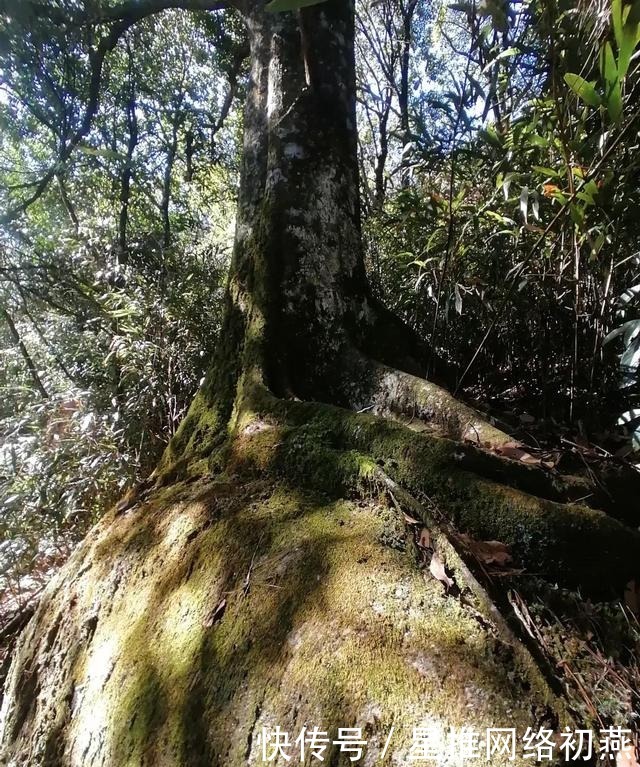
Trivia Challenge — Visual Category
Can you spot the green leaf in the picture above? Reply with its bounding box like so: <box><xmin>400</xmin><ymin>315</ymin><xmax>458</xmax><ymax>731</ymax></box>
<box><xmin>528</xmin><ymin>134</ymin><xmax>549</xmax><ymax>148</ymax></box>
<box><xmin>612</xmin><ymin>0</ymin><xmax>640</xmax><ymax>77</ymax></box>
<box><xmin>481</xmin><ymin>47</ymin><xmax>520</xmax><ymax>73</ymax></box>
<box><xmin>612</xmin><ymin>0</ymin><xmax>624</xmax><ymax>52</ymax></box>
<box><xmin>620</xmin><ymin>23</ymin><xmax>640</xmax><ymax>77</ymax></box>
<box><xmin>479</xmin><ymin>125</ymin><xmax>503</xmax><ymax>147</ymax></box>
<box><xmin>265</xmin><ymin>0</ymin><xmax>328</xmax><ymax>12</ymax></box>
<box><xmin>532</xmin><ymin>166</ymin><xmax>561</xmax><ymax>178</ymax></box>
<box><xmin>600</xmin><ymin>41</ymin><xmax>619</xmax><ymax>87</ymax></box>
<box><xmin>569</xmin><ymin>202</ymin><xmax>585</xmax><ymax>228</ymax></box>
<box><xmin>607</xmin><ymin>79</ymin><xmax>623</xmax><ymax>122</ymax></box>
<box><xmin>564</xmin><ymin>73</ymin><xmax>601</xmax><ymax>107</ymax></box>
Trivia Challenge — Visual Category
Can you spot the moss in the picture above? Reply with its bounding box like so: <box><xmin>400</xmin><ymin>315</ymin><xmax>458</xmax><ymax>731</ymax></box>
<box><xmin>1</xmin><ymin>476</ymin><xmax>564</xmax><ymax>766</ymax></box>
<box><xmin>211</xmin><ymin>393</ymin><xmax>639</xmax><ymax>593</ymax></box>
<box><xmin>10</xmin><ymin>384</ymin><xmax>633</xmax><ymax>764</ymax></box>
<box><xmin>154</xmin><ymin>384</ymin><xmax>639</xmax><ymax>594</ymax></box>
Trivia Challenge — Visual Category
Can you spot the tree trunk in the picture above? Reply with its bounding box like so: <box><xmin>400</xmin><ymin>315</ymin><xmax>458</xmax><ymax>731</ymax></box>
<box><xmin>1</xmin><ymin>3</ymin><xmax>639</xmax><ymax>765</ymax></box>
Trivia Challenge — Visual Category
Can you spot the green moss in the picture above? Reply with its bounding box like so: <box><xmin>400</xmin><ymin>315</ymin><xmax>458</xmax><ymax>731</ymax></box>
<box><xmin>27</xmin><ymin>381</ymin><xmax>631</xmax><ymax>766</ymax></box>
<box><xmin>223</xmin><ymin>394</ymin><xmax>639</xmax><ymax>593</ymax></box>
<box><xmin>21</xmin><ymin>478</ymin><xmax>558</xmax><ymax>766</ymax></box>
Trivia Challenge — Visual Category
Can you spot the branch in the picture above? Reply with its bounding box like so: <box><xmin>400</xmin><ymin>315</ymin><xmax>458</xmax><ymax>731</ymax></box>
<box><xmin>1</xmin><ymin>0</ymin><xmax>234</xmax><ymax>224</ymax></box>
<box><xmin>1</xmin><ymin>18</ymin><xmax>135</xmax><ymax>224</ymax></box>
<box><xmin>0</xmin><ymin>304</ymin><xmax>49</xmax><ymax>398</ymax></box>
<box><xmin>84</xmin><ymin>0</ymin><xmax>232</xmax><ymax>25</ymax></box>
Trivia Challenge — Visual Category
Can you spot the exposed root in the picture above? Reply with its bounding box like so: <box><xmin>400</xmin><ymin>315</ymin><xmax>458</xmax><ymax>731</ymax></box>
<box><xmin>344</xmin><ymin>355</ymin><xmax>640</xmax><ymax>522</ymax></box>
<box><xmin>222</xmin><ymin>382</ymin><xmax>640</xmax><ymax>594</ymax></box>
<box><xmin>375</xmin><ymin>469</ymin><xmax>565</xmax><ymax>712</ymax></box>
<box><xmin>2</xmin><ymin>357</ymin><xmax>637</xmax><ymax>765</ymax></box>
<box><xmin>356</xmin><ymin>357</ymin><xmax>515</xmax><ymax>448</ymax></box>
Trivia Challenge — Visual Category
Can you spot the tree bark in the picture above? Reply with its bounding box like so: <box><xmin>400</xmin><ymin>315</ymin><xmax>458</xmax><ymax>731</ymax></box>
<box><xmin>0</xmin><ymin>3</ymin><xmax>639</xmax><ymax>765</ymax></box>
<box><xmin>117</xmin><ymin>43</ymin><xmax>138</xmax><ymax>264</ymax></box>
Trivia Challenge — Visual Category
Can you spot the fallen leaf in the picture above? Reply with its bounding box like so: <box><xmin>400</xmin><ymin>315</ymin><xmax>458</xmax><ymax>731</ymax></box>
<box><xmin>497</xmin><ymin>445</ymin><xmax>539</xmax><ymax>464</ymax></box>
<box><xmin>417</xmin><ymin>528</ymin><xmax>431</xmax><ymax>550</ymax></box>
<box><xmin>403</xmin><ymin>512</ymin><xmax>421</xmax><ymax>526</ymax></box>
<box><xmin>203</xmin><ymin>598</ymin><xmax>227</xmax><ymax>628</ymax></box>
<box><xmin>459</xmin><ymin>534</ymin><xmax>513</xmax><ymax>567</ymax></box>
<box><xmin>617</xmin><ymin>744</ymin><xmax>640</xmax><ymax>767</ymax></box>
<box><xmin>429</xmin><ymin>552</ymin><xmax>454</xmax><ymax>590</ymax></box>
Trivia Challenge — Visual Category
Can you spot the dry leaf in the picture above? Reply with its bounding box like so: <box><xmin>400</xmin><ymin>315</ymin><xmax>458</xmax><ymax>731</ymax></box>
<box><xmin>417</xmin><ymin>528</ymin><xmax>431</xmax><ymax>550</ymax></box>
<box><xmin>459</xmin><ymin>534</ymin><xmax>513</xmax><ymax>567</ymax></box>
<box><xmin>497</xmin><ymin>445</ymin><xmax>539</xmax><ymax>465</ymax></box>
<box><xmin>204</xmin><ymin>598</ymin><xmax>227</xmax><ymax>628</ymax></box>
<box><xmin>429</xmin><ymin>552</ymin><xmax>454</xmax><ymax>590</ymax></box>
<box><xmin>617</xmin><ymin>744</ymin><xmax>640</xmax><ymax>767</ymax></box>
<box><xmin>403</xmin><ymin>512</ymin><xmax>421</xmax><ymax>526</ymax></box>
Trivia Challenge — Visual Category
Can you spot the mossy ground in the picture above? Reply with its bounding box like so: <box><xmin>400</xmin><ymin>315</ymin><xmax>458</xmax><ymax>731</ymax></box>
<box><xmin>0</xmin><ymin>466</ymin><xmax>562</xmax><ymax>766</ymax></box>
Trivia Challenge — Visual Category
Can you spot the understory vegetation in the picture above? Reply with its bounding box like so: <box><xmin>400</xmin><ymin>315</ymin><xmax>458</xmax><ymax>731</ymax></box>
<box><xmin>1</xmin><ymin>0</ymin><xmax>639</xmax><ymax>698</ymax></box>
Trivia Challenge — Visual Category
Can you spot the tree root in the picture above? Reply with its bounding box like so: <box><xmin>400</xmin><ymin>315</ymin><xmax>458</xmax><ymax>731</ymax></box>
<box><xmin>375</xmin><ymin>469</ymin><xmax>565</xmax><ymax>712</ymax></box>
<box><xmin>356</xmin><ymin>357</ymin><xmax>514</xmax><ymax>448</ymax></box>
<box><xmin>223</xmin><ymin>381</ymin><xmax>640</xmax><ymax>594</ymax></box>
<box><xmin>2</xmin><ymin>376</ymin><xmax>638</xmax><ymax>764</ymax></box>
<box><xmin>345</xmin><ymin>354</ymin><xmax>640</xmax><ymax>523</ymax></box>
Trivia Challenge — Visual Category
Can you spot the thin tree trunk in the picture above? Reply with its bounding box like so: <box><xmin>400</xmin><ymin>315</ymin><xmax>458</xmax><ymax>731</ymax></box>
<box><xmin>398</xmin><ymin>0</ymin><xmax>417</xmax><ymax>185</ymax></box>
<box><xmin>117</xmin><ymin>44</ymin><xmax>138</xmax><ymax>264</ymax></box>
<box><xmin>161</xmin><ymin>120</ymin><xmax>179</xmax><ymax>249</ymax></box>
<box><xmin>1</xmin><ymin>306</ymin><xmax>49</xmax><ymax>399</ymax></box>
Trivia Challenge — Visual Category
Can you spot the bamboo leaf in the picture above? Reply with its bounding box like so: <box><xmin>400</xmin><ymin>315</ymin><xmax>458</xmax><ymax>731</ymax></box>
<box><xmin>607</xmin><ymin>81</ymin><xmax>622</xmax><ymax>122</ymax></box>
<box><xmin>600</xmin><ymin>41</ymin><xmax>619</xmax><ymax>87</ymax></box>
<box><xmin>612</xmin><ymin>0</ymin><xmax>625</xmax><ymax>51</ymax></box>
<box><xmin>532</xmin><ymin>166</ymin><xmax>561</xmax><ymax>178</ymax></box>
<box><xmin>564</xmin><ymin>73</ymin><xmax>601</xmax><ymax>107</ymax></box>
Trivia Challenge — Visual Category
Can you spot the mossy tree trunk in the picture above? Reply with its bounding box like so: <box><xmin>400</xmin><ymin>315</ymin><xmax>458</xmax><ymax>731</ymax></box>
<box><xmin>1</xmin><ymin>2</ymin><xmax>639</xmax><ymax>765</ymax></box>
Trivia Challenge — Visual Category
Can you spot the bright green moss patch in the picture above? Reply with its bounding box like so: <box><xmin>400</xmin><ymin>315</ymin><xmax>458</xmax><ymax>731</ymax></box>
<box><xmin>26</xmin><ymin>387</ymin><xmax>630</xmax><ymax>767</ymax></box>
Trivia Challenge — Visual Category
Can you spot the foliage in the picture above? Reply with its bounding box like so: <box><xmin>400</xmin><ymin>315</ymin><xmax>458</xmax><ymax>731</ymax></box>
<box><xmin>362</xmin><ymin>0</ymin><xmax>640</xmax><ymax>449</ymax></box>
<box><xmin>0</xmin><ymin>6</ymin><xmax>240</xmax><ymax>603</ymax></box>
<box><xmin>605</xmin><ymin>284</ymin><xmax>640</xmax><ymax>449</ymax></box>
